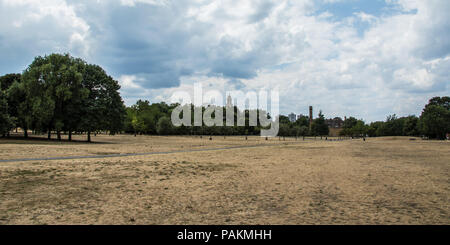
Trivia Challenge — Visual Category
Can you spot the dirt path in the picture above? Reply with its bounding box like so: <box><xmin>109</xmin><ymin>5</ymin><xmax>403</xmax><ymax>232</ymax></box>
<box><xmin>0</xmin><ymin>142</ymin><xmax>304</xmax><ymax>163</ymax></box>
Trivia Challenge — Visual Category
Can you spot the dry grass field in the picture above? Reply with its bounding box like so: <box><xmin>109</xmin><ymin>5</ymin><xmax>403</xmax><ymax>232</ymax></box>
<box><xmin>0</xmin><ymin>134</ymin><xmax>449</xmax><ymax>224</ymax></box>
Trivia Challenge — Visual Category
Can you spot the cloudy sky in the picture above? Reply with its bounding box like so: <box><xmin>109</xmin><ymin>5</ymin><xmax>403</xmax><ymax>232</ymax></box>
<box><xmin>1</xmin><ymin>0</ymin><xmax>449</xmax><ymax>122</ymax></box>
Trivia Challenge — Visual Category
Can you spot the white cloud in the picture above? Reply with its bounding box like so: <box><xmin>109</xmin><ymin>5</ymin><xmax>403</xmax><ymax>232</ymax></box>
<box><xmin>0</xmin><ymin>0</ymin><xmax>91</xmax><ymax>61</ymax></box>
<box><xmin>119</xmin><ymin>0</ymin><xmax>168</xmax><ymax>7</ymax></box>
<box><xmin>1</xmin><ymin>0</ymin><xmax>449</xmax><ymax>122</ymax></box>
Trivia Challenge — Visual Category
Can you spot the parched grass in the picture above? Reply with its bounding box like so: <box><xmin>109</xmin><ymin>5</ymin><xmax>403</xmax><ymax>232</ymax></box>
<box><xmin>0</xmin><ymin>135</ymin><xmax>449</xmax><ymax>224</ymax></box>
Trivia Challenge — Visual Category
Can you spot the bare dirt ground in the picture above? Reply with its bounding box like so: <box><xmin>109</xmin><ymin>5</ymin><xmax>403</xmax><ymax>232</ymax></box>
<box><xmin>0</xmin><ymin>135</ymin><xmax>449</xmax><ymax>224</ymax></box>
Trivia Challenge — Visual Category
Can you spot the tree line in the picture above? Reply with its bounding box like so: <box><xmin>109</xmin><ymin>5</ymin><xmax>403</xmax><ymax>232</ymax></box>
<box><xmin>1</xmin><ymin>53</ymin><xmax>449</xmax><ymax>141</ymax></box>
<box><xmin>272</xmin><ymin>97</ymin><xmax>449</xmax><ymax>140</ymax></box>
<box><xmin>123</xmin><ymin>100</ymin><xmax>272</xmax><ymax>136</ymax></box>
<box><xmin>336</xmin><ymin>97</ymin><xmax>449</xmax><ymax>140</ymax></box>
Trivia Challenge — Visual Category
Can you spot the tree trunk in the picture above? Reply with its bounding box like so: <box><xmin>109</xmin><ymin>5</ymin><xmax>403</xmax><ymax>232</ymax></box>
<box><xmin>57</xmin><ymin>131</ymin><xmax>61</xmax><ymax>141</ymax></box>
<box><xmin>87</xmin><ymin>131</ymin><xmax>91</xmax><ymax>142</ymax></box>
<box><xmin>48</xmin><ymin>130</ymin><xmax>51</xmax><ymax>140</ymax></box>
<box><xmin>24</xmin><ymin>128</ymin><xmax>28</xmax><ymax>138</ymax></box>
<box><xmin>69</xmin><ymin>131</ymin><xmax>72</xmax><ymax>141</ymax></box>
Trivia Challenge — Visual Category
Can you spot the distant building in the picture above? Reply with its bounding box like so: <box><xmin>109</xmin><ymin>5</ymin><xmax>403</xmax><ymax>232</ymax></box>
<box><xmin>288</xmin><ymin>113</ymin><xmax>296</xmax><ymax>122</ymax></box>
<box><xmin>226</xmin><ymin>95</ymin><xmax>233</xmax><ymax>107</ymax></box>
<box><xmin>325</xmin><ymin>117</ymin><xmax>344</xmax><ymax>129</ymax></box>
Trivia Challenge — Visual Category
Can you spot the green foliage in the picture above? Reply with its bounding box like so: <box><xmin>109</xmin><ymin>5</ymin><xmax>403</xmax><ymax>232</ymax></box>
<box><xmin>21</xmin><ymin>54</ymin><xmax>81</xmax><ymax>136</ymax></box>
<box><xmin>367</xmin><ymin>121</ymin><xmax>383</xmax><ymax>137</ymax></box>
<box><xmin>343</xmin><ymin>117</ymin><xmax>358</xmax><ymax>129</ymax></box>
<box><xmin>419</xmin><ymin>97</ymin><xmax>450</xmax><ymax>139</ymax></box>
<box><xmin>403</xmin><ymin>115</ymin><xmax>419</xmax><ymax>136</ymax></box>
<box><xmin>80</xmin><ymin>64</ymin><xmax>126</xmax><ymax>136</ymax></box>
<box><xmin>0</xmin><ymin>90</ymin><xmax>14</xmax><ymax>135</ymax></box>
<box><xmin>123</xmin><ymin>101</ymin><xmax>272</xmax><ymax>136</ymax></box>
<box><xmin>0</xmin><ymin>73</ymin><xmax>21</xmax><ymax>91</ymax></box>
<box><xmin>351</xmin><ymin>120</ymin><xmax>367</xmax><ymax>136</ymax></box>
<box><xmin>295</xmin><ymin>115</ymin><xmax>309</xmax><ymax>128</ymax></box>
<box><xmin>1</xmin><ymin>53</ymin><xmax>126</xmax><ymax>141</ymax></box>
<box><xmin>1</xmin><ymin>74</ymin><xmax>24</xmax><ymax>133</ymax></box>
<box><xmin>278</xmin><ymin>123</ymin><xmax>290</xmax><ymax>137</ymax></box>
<box><xmin>361</xmin><ymin>97</ymin><xmax>449</xmax><ymax>140</ymax></box>
<box><xmin>311</xmin><ymin>111</ymin><xmax>329</xmax><ymax>136</ymax></box>
<box><xmin>156</xmin><ymin>116</ymin><xmax>174</xmax><ymax>135</ymax></box>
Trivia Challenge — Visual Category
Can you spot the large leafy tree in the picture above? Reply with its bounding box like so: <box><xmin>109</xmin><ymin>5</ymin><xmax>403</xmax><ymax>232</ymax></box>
<box><xmin>22</xmin><ymin>54</ymin><xmax>82</xmax><ymax>140</ymax></box>
<box><xmin>80</xmin><ymin>64</ymin><xmax>125</xmax><ymax>142</ymax></box>
<box><xmin>419</xmin><ymin>97</ymin><xmax>450</xmax><ymax>139</ymax></box>
<box><xmin>15</xmin><ymin>53</ymin><xmax>125</xmax><ymax>142</ymax></box>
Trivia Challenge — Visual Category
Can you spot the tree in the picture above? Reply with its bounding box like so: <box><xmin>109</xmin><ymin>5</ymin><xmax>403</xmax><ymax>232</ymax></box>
<box><xmin>0</xmin><ymin>75</ymin><xmax>19</xmax><ymax>137</ymax></box>
<box><xmin>427</xmin><ymin>96</ymin><xmax>450</xmax><ymax>110</ymax></box>
<box><xmin>16</xmin><ymin>53</ymin><xmax>125</xmax><ymax>142</ymax></box>
<box><xmin>351</xmin><ymin>120</ymin><xmax>367</xmax><ymax>137</ymax></box>
<box><xmin>279</xmin><ymin>115</ymin><xmax>291</xmax><ymax>124</ymax></box>
<box><xmin>343</xmin><ymin>116</ymin><xmax>358</xmax><ymax>129</ymax></box>
<box><xmin>419</xmin><ymin>97</ymin><xmax>450</xmax><ymax>139</ymax></box>
<box><xmin>156</xmin><ymin>116</ymin><xmax>173</xmax><ymax>135</ymax></box>
<box><xmin>278</xmin><ymin>123</ymin><xmax>290</xmax><ymax>137</ymax></box>
<box><xmin>295</xmin><ymin>115</ymin><xmax>309</xmax><ymax>128</ymax></box>
<box><xmin>296</xmin><ymin>125</ymin><xmax>309</xmax><ymax>137</ymax></box>
<box><xmin>21</xmin><ymin>54</ymin><xmax>82</xmax><ymax>140</ymax></box>
<box><xmin>79</xmin><ymin>64</ymin><xmax>126</xmax><ymax>142</ymax></box>
<box><xmin>1</xmin><ymin>74</ymin><xmax>24</xmax><ymax>135</ymax></box>
<box><xmin>5</xmin><ymin>80</ymin><xmax>31</xmax><ymax>137</ymax></box>
<box><xmin>403</xmin><ymin>115</ymin><xmax>419</xmax><ymax>136</ymax></box>
<box><xmin>0</xmin><ymin>74</ymin><xmax>21</xmax><ymax>91</ymax></box>
<box><xmin>311</xmin><ymin>111</ymin><xmax>329</xmax><ymax>136</ymax></box>
<box><xmin>367</xmin><ymin>121</ymin><xmax>383</xmax><ymax>137</ymax></box>
<box><xmin>0</xmin><ymin>90</ymin><xmax>14</xmax><ymax>136</ymax></box>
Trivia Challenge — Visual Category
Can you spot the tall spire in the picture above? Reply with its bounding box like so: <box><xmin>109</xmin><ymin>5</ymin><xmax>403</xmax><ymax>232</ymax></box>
<box><xmin>227</xmin><ymin>95</ymin><xmax>232</xmax><ymax>107</ymax></box>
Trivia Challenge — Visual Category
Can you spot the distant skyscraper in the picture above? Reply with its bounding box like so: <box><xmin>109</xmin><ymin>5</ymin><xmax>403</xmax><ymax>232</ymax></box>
<box><xmin>288</xmin><ymin>113</ymin><xmax>296</xmax><ymax>122</ymax></box>
<box><xmin>226</xmin><ymin>95</ymin><xmax>232</xmax><ymax>107</ymax></box>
